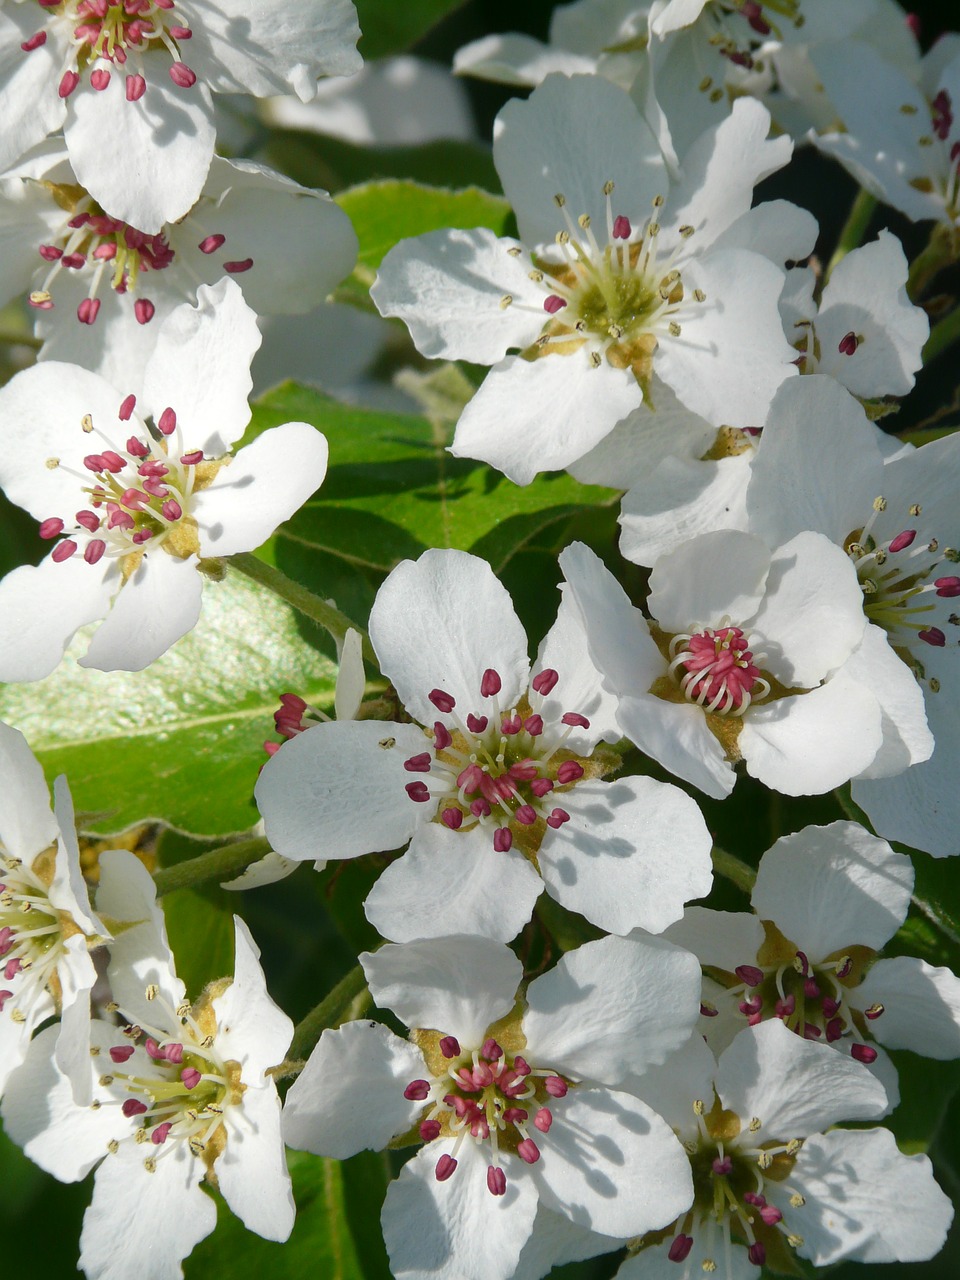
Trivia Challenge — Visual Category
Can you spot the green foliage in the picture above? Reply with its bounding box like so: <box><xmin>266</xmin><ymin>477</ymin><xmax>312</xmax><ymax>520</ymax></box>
<box><xmin>354</xmin><ymin>0</ymin><xmax>469</xmax><ymax>59</ymax></box>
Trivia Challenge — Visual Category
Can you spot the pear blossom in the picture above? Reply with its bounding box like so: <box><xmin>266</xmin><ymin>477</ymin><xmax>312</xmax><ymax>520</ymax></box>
<box><xmin>255</xmin><ymin>548</ymin><xmax>713</xmax><ymax>942</ymax></box>
<box><xmin>666</xmin><ymin>822</ymin><xmax>960</xmax><ymax>1108</ymax></box>
<box><xmin>0</xmin><ymin>0</ymin><xmax>362</xmax><ymax>232</ymax></box>
<box><xmin>0</xmin><ymin>144</ymin><xmax>359</xmax><ymax>398</ymax></box>
<box><xmin>618</xmin><ymin>1021</ymin><xmax>952</xmax><ymax>1279</ymax></box>
<box><xmin>372</xmin><ymin>73</ymin><xmax>811</xmax><ymax>485</ymax></box>
<box><xmin>0</xmin><ymin>278</ymin><xmax>329</xmax><ymax>678</ymax></box>
<box><xmin>0</xmin><ymin>721</ymin><xmax>106</xmax><ymax>1100</ymax></box>
<box><xmin>283</xmin><ymin>933</ymin><xmax>700</xmax><ymax>1280</ymax></box>
<box><xmin>1</xmin><ymin>851</ymin><xmax>294</xmax><ymax>1279</ymax></box>
<box><xmin>742</xmin><ymin>374</ymin><xmax>959</xmax><ymax>854</ymax></box>
<box><xmin>559</xmin><ymin>531</ymin><xmax>927</xmax><ymax>799</ymax></box>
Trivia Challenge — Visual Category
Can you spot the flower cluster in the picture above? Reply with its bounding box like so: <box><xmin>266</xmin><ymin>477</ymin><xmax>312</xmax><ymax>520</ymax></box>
<box><xmin>0</xmin><ymin>3</ymin><xmax>958</xmax><ymax>1280</ymax></box>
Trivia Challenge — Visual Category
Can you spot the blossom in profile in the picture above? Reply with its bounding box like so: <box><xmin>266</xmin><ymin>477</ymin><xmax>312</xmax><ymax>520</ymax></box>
<box><xmin>1</xmin><ymin>853</ymin><xmax>294</xmax><ymax>1280</ymax></box>
<box><xmin>0</xmin><ymin>279</ymin><xmax>329</xmax><ymax>677</ymax></box>
<box><xmin>283</xmin><ymin>932</ymin><xmax>701</xmax><ymax>1280</ymax></box>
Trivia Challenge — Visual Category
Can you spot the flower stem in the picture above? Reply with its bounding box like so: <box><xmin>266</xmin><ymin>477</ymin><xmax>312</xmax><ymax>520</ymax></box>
<box><xmin>825</xmin><ymin>188</ymin><xmax>876</xmax><ymax>279</ymax></box>
<box><xmin>229</xmin><ymin>552</ymin><xmax>376</xmax><ymax>665</ymax></box>
<box><xmin>285</xmin><ymin>962</ymin><xmax>373</xmax><ymax>1066</ymax></box>
<box><xmin>711</xmin><ymin>845</ymin><xmax>756</xmax><ymax>893</ymax></box>
<box><xmin>152</xmin><ymin>836</ymin><xmax>272</xmax><ymax>897</ymax></box>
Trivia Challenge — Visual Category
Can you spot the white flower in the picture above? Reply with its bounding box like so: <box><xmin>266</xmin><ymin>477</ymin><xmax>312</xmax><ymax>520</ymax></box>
<box><xmin>0</xmin><ymin>278</ymin><xmax>329</xmax><ymax>677</ymax></box>
<box><xmin>372</xmin><ymin>73</ymin><xmax>809</xmax><ymax>485</ymax></box>
<box><xmin>618</xmin><ymin>1020</ymin><xmax>952</xmax><ymax>1278</ymax></box>
<box><xmin>0</xmin><ymin>721</ymin><xmax>105</xmax><ymax>1100</ymax></box>
<box><xmin>742</xmin><ymin>374</ymin><xmax>958</xmax><ymax>854</ymax></box>
<box><xmin>255</xmin><ymin>548</ymin><xmax>713</xmax><ymax>941</ymax></box>
<box><xmin>559</xmin><ymin>531</ymin><xmax>914</xmax><ymax>799</ymax></box>
<box><xmin>666</xmin><ymin>821</ymin><xmax>960</xmax><ymax>1111</ymax></box>
<box><xmin>812</xmin><ymin>35</ymin><xmax>960</xmax><ymax>232</ymax></box>
<box><xmin>1</xmin><ymin>851</ymin><xmax>294</xmax><ymax>1280</ymax></box>
<box><xmin>0</xmin><ymin>145</ymin><xmax>358</xmax><ymax>399</ymax></box>
<box><xmin>283</xmin><ymin>933</ymin><xmax>700</xmax><ymax>1280</ymax></box>
<box><xmin>0</xmin><ymin>0</ymin><xmax>362</xmax><ymax>232</ymax></box>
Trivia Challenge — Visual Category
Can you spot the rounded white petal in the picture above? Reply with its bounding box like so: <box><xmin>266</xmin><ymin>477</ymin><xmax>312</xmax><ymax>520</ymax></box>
<box><xmin>142</xmin><ymin>278</ymin><xmax>260</xmax><ymax>456</ymax></box>
<box><xmin>851</xmin><ymin>956</ymin><xmax>960</xmax><ymax>1059</ymax></box>
<box><xmin>535</xmin><ymin>590</ymin><xmax>623</xmax><ymax>751</ymax></box>
<box><xmin>512</xmin><ymin>1205</ymin><xmax>623</xmax><ymax>1280</ymax></box>
<box><xmin>97</xmin><ymin>851</ymin><xmax>186</xmax><ymax>1019</ymax></box>
<box><xmin>364</xmin><ymin>823</ymin><xmax>543</xmax><ymax>945</ymax></box>
<box><xmin>663</xmin><ymin>907</ymin><xmax>766</xmax><ymax>974</ymax></box>
<box><xmin>65</xmin><ymin>51</ymin><xmax>215</xmax><ymax>234</ymax></box>
<box><xmin>715</xmin><ymin>1021</ymin><xmax>888</xmax><ymax>1140</ymax></box>
<box><xmin>711</xmin><ymin>198</ymin><xmax>819</xmax><ymax>264</ymax></box>
<box><xmin>0</xmin><ymin>721</ymin><xmax>57</xmax><ymax>862</ymax></box>
<box><xmin>212</xmin><ymin>918</ymin><xmax>293</xmax><ymax>1081</ymax></box>
<box><xmin>648</xmin><ymin>530</ymin><xmax>770</xmax><ymax>634</ymax></box>
<box><xmin>79</xmin><ymin>552</ymin><xmax>204</xmax><ymax>672</ymax></box>
<box><xmin>450</xmin><ymin>353</ymin><xmax>642</xmax><ymax>486</ymax></box>
<box><xmin>617</xmin><ymin>693</ymin><xmax>735</xmax><ymax>800</ymax></box>
<box><xmin>0</xmin><ymin>554</ymin><xmax>117</xmax><ymax>683</ymax></box>
<box><xmin>0</xmin><ymin>11</ymin><xmax>67</xmax><ymax>174</ymax></box>
<box><xmin>751</xmin><ymin>821</ymin><xmax>913</xmax><ymax>957</ymax></box>
<box><xmin>194</xmin><ymin>421</ymin><xmax>328</xmax><ymax>557</ymax></box>
<box><xmin>740</xmin><ymin>673</ymin><xmax>883</xmax><ymax>796</ymax></box>
<box><xmin>50</xmin><ymin>773</ymin><xmax>102</xmax><ymax>934</ymax></box>
<box><xmin>537</xmin><ymin>776</ymin><xmax>713</xmax><ymax>936</ymax></box>
<box><xmin>618</xmin><ymin>1232</ymin><xmax>758</xmax><ymax>1280</ymax></box>
<box><xmin>369</xmin><ymin>549</ymin><xmax>529</xmax><ymax>725</ymax></box>
<box><xmin>622</xmin><ymin>1032</ymin><xmax>718</xmax><ymax>1133</ymax></box>
<box><xmin>454</xmin><ymin>33</ymin><xmax>596</xmax><ymax>86</ymax></box>
<box><xmin>843</xmin><ymin>624</ymin><xmax>933</xmax><ymax>777</ymax></box>
<box><xmin>361</xmin><ymin>937</ymin><xmax>522</xmax><ymax>1046</ymax></box>
<box><xmin>532</xmin><ymin>1088</ymin><xmax>694</xmax><ymax>1238</ymax></box>
<box><xmin>781</xmin><ymin>1128</ymin><xmax>953</xmax><ymax>1265</ymax></box>
<box><xmin>371</xmin><ymin>229</ymin><xmax>546</xmax><ymax>363</ymax></box>
<box><xmin>255</xmin><ymin>719</ymin><xmax>429</xmax><ymax>860</ymax></box>
<box><xmin>382</xmin><ymin>1139</ymin><xmax>539</xmax><ymax>1280</ymax></box>
<box><xmin>283</xmin><ymin>1021</ymin><xmax>427</xmax><ymax>1159</ymax></box>
<box><xmin>217</xmin><ymin>1083</ymin><xmax>294</xmax><ymax>1242</ymax></box>
<box><xmin>523</xmin><ymin>933</ymin><xmax>703</xmax><ymax>1086</ymax></box>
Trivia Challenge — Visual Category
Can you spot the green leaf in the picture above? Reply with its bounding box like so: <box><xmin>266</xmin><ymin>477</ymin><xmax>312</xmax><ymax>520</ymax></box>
<box><xmin>0</xmin><ymin>573</ymin><xmax>337</xmax><ymax>839</ymax></box>
<box><xmin>354</xmin><ymin>0</ymin><xmax>468</xmax><ymax>59</ymax></box>
<box><xmin>334</xmin><ymin>180</ymin><xmax>511</xmax><ymax>307</ymax></box>
<box><xmin>185</xmin><ymin>1151</ymin><xmax>390</xmax><ymax>1280</ymax></box>
<box><xmin>250</xmin><ymin>383</ymin><xmax>617</xmax><ymax>589</ymax></box>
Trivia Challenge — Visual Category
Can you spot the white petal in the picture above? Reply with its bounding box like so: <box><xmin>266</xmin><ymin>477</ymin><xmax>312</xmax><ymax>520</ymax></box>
<box><xmin>363</xmin><ymin>823</ymin><xmax>543</xmax><ymax>945</ymax></box>
<box><xmin>715</xmin><ymin>1020</ymin><xmax>888</xmax><ymax>1140</ymax></box>
<box><xmin>369</xmin><ymin>549</ymin><xmax>529</xmax><ymax>724</ymax></box>
<box><xmin>221</xmin><ymin>851</ymin><xmax>300</xmax><ymax>890</ymax></box>
<box><xmin>493</xmin><ymin>74</ymin><xmax>666</xmax><ymax>249</ymax></box>
<box><xmin>382</xmin><ymin>1140</ymin><xmax>539</xmax><ymax>1280</ymax></box>
<box><xmin>663</xmin><ymin>907</ymin><xmax>765</xmax><ymax>974</ymax></box>
<box><xmin>371</xmin><ymin>229</ymin><xmax>546</xmax><ymax>363</ymax></box>
<box><xmin>194</xmin><ymin>421</ymin><xmax>328</xmax><ymax>557</ymax></box>
<box><xmin>617</xmin><ymin>693</ymin><xmax>735</xmax><ymax>800</ymax></box>
<box><xmin>655</xmin><ymin>250</ymin><xmax>795</xmax><ymax>427</ymax></box>
<box><xmin>782</xmin><ymin>1129</ymin><xmax>953</xmax><ymax>1264</ymax></box>
<box><xmin>512</xmin><ymin>1206</ymin><xmax>623</xmax><ymax>1280</ymax></box>
<box><xmin>212</xmin><ymin>918</ymin><xmax>292</xmax><ymax>1081</ymax></box>
<box><xmin>619</xmin><ymin>451</ymin><xmax>755</xmax><ymax>569</ymax></box>
<box><xmin>751</xmin><ymin>821</ymin><xmax>912</xmax><ymax>957</ymax></box>
<box><xmin>454</xmin><ymin>33</ymin><xmax>595</xmax><ymax>86</ymax></box>
<box><xmin>622</xmin><ymin>1032</ymin><xmax>718</xmax><ymax>1133</ymax></box>
<box><xmin>217</xmin><ymin>1083</ymin><xmax>294</xmax><ymax>1241</ymax></box>
<box><xmin>0</xmin><ymin>553</ymin><xmax>116</xmax><ymax>683</ymax></box>
<box><xmin>535</xmin><ymin>591</ymin><xmax>622</xmax><ymax>752</ymax></box>
<box><xmin>648</xmin><ymin>530</ymin><xmax>770</xmax><ymax>633</ymax></box>
<box><xmin>283</xmin><ymin>1021</ymin><xmax>427</xmax><ymax>1159</ymax></box>
<box><xmin>361</xmin><ymin>937</ymin><xmax>522</xmax><ymax>1046</ymax></box>
<box><xmin>142</xmin><ymin>278</ymin><xmax>259</xmax><ymax>456</ymax></box>
<box><xmin>79</xmin><ymin>1142</ymin><xmax>216</xmax><ymax>1280</ymax></box>
<box><xmin>450</xmin><ymin>354</ymin><xmax>642</xmax><ymax>486</ymax></box>
<box><xmin>537</xmin><ymin>776</ymin><xmax>713</xmax><ymax>936</ymax></box>
<box><xmin>740</xmin><ymin>673</ymin><xmax>883</xmax><ymax>795</ymax></box>
<box><xmin>0</xmin><ymin>11</ymin><xmax>66</xmax><ymax>174</ymax></box>
<box><xmin>843</xmin><ymin>624</ymin><xmax>933</xmax><ymax>777</ymax></box>
<box><xmin>711</xmin><ymin>199</ymin><xmax>819</xmax><ymax>263</ymax></box>
<box><xmin>255</xmin><ymin>719</ymin><xmax>429</xmax><ymax>861</ymax></box>
<box><xmin>49</xmin><ymin>774</ymin><xmax>100</xmax><ymax>933</ymax></box>
<box><xmin>54</xmin><ymin>940</ymin><xmax>98</xmax><ymax>1105</ymax></box>
<box><xmin>334</xmin><ymin>627</ymin><xmax>365</xmax><ymax>723</ymax></box>
<box><xmin>0</xmin><ymin>722</ymin><xmax>56</xmax><ymax>862</ymax></box>
<box><xmin>619</xmin><ymin>1233</ymin><xmax>757</xmax><ymax>1280</ymax></box>
<box><xmin>65</xmin><ymin>51</ymin><xmax>215</xmax><ymax>233</ymax></box>
<box><xmin>523</xmin><ymin>933</ymin><xmax>703</xmax><ymax>1085</ymax></box>
<box><xmin>532</xmin><ymin>1088</ymin><xmax>694</xmax><ymax>1238</ymax></box>
<box><xmin>79</xmin><ymin>552</ymin><xmax>204</xmax><ymax>672</ymax></box>
<box><xmin>851</xmin><ymin>956</ymin><xmax>960</xmax><ymax>1059</ymax></box>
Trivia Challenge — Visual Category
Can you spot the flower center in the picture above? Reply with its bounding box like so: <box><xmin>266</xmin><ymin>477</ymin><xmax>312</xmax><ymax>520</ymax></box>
<box><xmin>706</xmin><ymin>1</ymin><xmax>805</xmax><ymax>68</ymax></box>
<box><xmin>502</xmin><ymin>183</ymin><xmax>704</xmax><ymax>393</ymax></box>
<box><xmin>667</xmin><ymin>625</ymin><xmax>770</xmax><ymax>716</ymax></box>
<box><xmin>402</xmin><ymin>667</ymin><xmax>612</xmax><ymax>857</ymax></box>
<box><xmin>403</xmin><ymin>1031</ymin><xmax>568</xmax><ymax>1196</ymax></box>
<box><xmin>0</xmin><ymin>848</ymin><xmax>72</xmax><ymax>1025</ymax></box>
<box><xmin>39</xmin><ymin>392</ymin><xmax>226</xmax><ymax>572</ymax></box>
<box><xmin>844</xmin><ymin>495</ymin><xmax>959</xmax><ymax>692</ymax></box>
<box><xmin>903</xmin><ymin>87</ymin><xmax>960</xmax><ymax>217</ymax></box>
<box><xmin>703</xmin><ymin>924</ymin><xmax>882</xmax><ymax>1065</ymax></box>
<box><xmin>22</xmin><ymin>1</ymin><xmax>197</xmax><ymax>99</ymax></box>
<box><xmin>100</xmin><ymin>987</ymin><xmax>240</xmax><ymax>1173</ymax></box>
<box><xmin>635</xmin><ymin>1096</ymin><xmax>806</xmax><ymax>1272</ymax></box>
